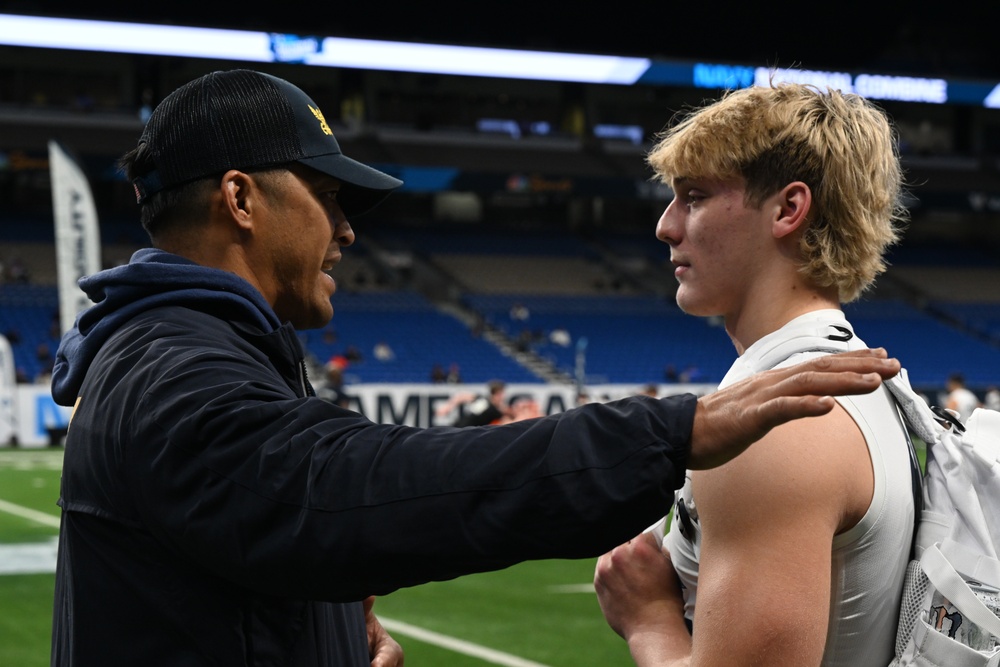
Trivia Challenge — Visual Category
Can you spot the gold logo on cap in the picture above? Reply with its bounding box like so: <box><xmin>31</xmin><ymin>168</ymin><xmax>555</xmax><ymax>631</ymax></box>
<box><xmin>308</xmin><ymin>104</ymin><xmax>332</xmax><ymax>136</ymax></box>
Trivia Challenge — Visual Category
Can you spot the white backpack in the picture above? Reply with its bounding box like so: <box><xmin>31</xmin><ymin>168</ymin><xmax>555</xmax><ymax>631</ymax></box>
<box><xmin>887</xmin><ymin>370</ymin><xmax>1000</xmax><ymax>666</ymax></box>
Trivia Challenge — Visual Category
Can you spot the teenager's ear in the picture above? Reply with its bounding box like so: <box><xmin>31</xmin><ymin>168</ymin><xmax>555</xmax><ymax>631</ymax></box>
<box><xmin>772</xmin><ymin>181</ymin><xmax>812</xmax><ymax>239</ymax></box>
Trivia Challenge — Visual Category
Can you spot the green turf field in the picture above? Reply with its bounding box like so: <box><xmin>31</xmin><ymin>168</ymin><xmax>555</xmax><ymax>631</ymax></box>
<box><xmin>0</xmin><ymin>447</ymin><xmax>632</xmax><ymax>667</ymax></box>
<box><xmin>0</xmin><ymin>449</ymin><xmax>62</xmax><ymax>667</ymax></box>
<box><xmin>0</xmin><ymin>442</ymin><xmax>928</xmax><ymax>666</ymax></box>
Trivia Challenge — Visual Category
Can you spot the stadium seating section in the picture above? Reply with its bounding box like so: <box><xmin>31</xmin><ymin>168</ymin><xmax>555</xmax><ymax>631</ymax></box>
<box><xmin>3</xmin><ymin>218</ymin><xmax>1000</xmax><ymax>394</ymax></box>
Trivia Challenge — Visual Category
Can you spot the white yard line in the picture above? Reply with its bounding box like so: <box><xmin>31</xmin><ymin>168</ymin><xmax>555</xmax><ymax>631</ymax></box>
<box><xmin>379</xmin><ymin>617</ymin><xmax>553</xmax><ymax>667</ymax></box>
<box><xmin>0</xmin><ymin>498</ymin><xmax>61</xmax><ymax>528</ymax></box>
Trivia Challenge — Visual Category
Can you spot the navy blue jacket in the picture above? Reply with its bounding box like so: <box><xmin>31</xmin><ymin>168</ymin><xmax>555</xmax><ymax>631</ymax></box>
<box><xmin>50</xmin><ymin>248</ymin><xmax>696</xmax><ymax>666</ymax></box>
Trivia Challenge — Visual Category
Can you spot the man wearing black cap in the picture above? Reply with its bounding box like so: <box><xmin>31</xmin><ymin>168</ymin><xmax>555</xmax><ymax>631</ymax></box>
<box><xmin>49</xmin><ymin>69</ymin><xmax>901</xmax><ymax>667</ymax></box>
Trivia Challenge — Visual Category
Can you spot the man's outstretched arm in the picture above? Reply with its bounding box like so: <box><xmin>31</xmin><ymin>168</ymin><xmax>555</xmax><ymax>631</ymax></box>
<box><xmin>688</xmin><ymin>348</ymin><xmax>899</xmax><ymax>469</ymax></box>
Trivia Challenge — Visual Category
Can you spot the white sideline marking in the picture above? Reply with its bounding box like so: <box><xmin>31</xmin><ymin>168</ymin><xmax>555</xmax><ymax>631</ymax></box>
<box><xmin>0</xmin><ymin>449</ymin><xmax>64</xmax><ymax>470</ymax></box>
<box><xmin>547</xmin><ymin>583</ymin><xmax>595</xmax><ymax>593</ymax></box>
<box><xmin>0</xmin><ymin>498</ymin><xmax>61</xmax><ymax>575</ymax></box>
<box><xmin>0</xmin><ymin>498</ymin><xmax>61</xmax><ymax>528</ymax></box>
<box><xmin>0</xmin><ymin>537</ymin><xmax>58</xmax><ymax>574</ymax></box>
<box><xmin>379</xmin><ymin>617</ymin><xmax>552</xmax><ymax>667</ymax></box>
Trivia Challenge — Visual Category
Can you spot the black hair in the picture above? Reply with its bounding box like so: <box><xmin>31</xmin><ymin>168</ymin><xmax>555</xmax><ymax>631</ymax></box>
<box><xmin>118</xmin><ymin>143</ymin><xmax>216</xmax><ymax>242</ymax></box>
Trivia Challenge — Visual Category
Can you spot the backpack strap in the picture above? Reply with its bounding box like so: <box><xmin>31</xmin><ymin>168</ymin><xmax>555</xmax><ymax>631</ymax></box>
<box><xmin>880</xmin><ymin>369</ymin><xmax>939</xmax><ymax>558</ymax></box>
<box><xmin>884</xmin><ymin>371</ymin><xmax>948</xmax><ymax>446</ymax></box>
<box><xmin>893</xmin><ymin>404</ymin><xmax>926</xmax><ymax>556</ymax></box>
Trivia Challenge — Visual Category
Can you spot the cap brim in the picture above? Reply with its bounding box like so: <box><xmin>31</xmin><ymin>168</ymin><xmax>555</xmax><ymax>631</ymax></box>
<box><xmin>298</xmin><ymin>153</ymin><xmax>402</xmax><ymax>218</ymax></box>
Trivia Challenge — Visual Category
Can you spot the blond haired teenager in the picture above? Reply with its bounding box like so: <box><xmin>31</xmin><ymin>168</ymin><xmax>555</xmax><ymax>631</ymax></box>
<box><xmin>595</xmin><ymin>83</ymin><xmax>915</xmax><ymax>667</ymax></box>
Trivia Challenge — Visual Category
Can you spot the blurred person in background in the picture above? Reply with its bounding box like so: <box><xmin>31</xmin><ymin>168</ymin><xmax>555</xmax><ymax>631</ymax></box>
<box><xmin>985</xmin><ymin>385</ymin><xmax>1000</xmax><ymax>411</ymax></box>
<box><xmin>315</xmin><ymin>362</ymin><xmax>350</xmax><ymax>408</ymax></box>
<box><xmin>945</xmin><ymin>372</ymin><xmax>981</xmax><ymax>422</ymax></box>
<box><xmin>435</xmin><ymin>379</ymin><xmax>511</xmax><ymax>426</ymax></box>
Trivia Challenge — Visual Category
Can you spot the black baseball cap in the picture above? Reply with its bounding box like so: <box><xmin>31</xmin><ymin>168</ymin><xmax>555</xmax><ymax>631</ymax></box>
<box><xmin>131</xmin><ymin>69</ymin><xmax>402</xmax><ymax>217</ymax></box>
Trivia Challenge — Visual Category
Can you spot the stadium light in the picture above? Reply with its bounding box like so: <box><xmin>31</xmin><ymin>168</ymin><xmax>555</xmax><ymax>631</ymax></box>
<box><xmin>0</xmin><ymin>13</ymin><xmax>998</xmax><ymax>106</ymax></box>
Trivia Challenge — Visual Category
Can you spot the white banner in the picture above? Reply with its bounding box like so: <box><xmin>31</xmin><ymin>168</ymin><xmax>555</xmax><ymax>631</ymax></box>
<box><xmin>49</xmin><ymin>140</ymin><xmax>101</xmax><ymax>335</ymax></box>
<box><xmin>9</xmin><ymin>382</ymin><xmax>717</xmax><ymax>447</ymax></box>
<box><xmin>13</xmin><ymin>384</ymin><xmax>72</xmax><ymax>448</ymax></box>
<box><xmin>337</xmin><ymin>382</ymin><xmax>717</xmax><ymax>428</ymax></box>
<box><xmin>0</xmin><ymin>335</ymin><xmax>16</xmax><ymax>444</ymax></box>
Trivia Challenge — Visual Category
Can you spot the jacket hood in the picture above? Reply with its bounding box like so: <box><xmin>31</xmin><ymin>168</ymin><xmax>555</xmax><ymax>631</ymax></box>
<box><xmin>51</xmin><ymin>248</ymin><xmax>282</xmax><ymax>405</ymax></box>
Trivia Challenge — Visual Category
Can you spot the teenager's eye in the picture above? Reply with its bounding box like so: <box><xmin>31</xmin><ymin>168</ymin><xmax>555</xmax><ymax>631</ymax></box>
<box><xmin>686</xmin><ymin>192</ymin><xmax>704</xmax><ymax>207</ymax></box>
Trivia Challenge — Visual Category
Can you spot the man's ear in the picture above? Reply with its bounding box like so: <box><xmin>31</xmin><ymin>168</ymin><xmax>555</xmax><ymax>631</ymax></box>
<box><xmin>217</xmin><ymin>170</ymin><xmax>258</xmax><ymax>232</ymax></box>
<box><xmin>772</xmin><ymin>181</ymin><xmax>812</xmax><ymax>239</ymax></box>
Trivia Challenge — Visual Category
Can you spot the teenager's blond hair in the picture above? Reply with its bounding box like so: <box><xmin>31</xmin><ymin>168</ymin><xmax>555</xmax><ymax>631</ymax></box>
<box><xmin>647</xmin><ymin>82</ymin><xmax>907</xmax><ymax>302</ymax></box>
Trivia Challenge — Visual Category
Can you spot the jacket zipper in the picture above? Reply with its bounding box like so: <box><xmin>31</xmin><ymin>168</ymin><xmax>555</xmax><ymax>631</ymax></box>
<box><xmin>299</xmin><ymin>360</ymin><xmax>315</xmax><ymax>397</ymax></box>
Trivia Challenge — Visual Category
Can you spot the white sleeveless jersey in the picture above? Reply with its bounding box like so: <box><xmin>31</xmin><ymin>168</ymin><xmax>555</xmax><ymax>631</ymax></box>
<box><xmin>663</xmin><ymin>310</ymin><xmax>915</xmax><ymax>667</ymax></box>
